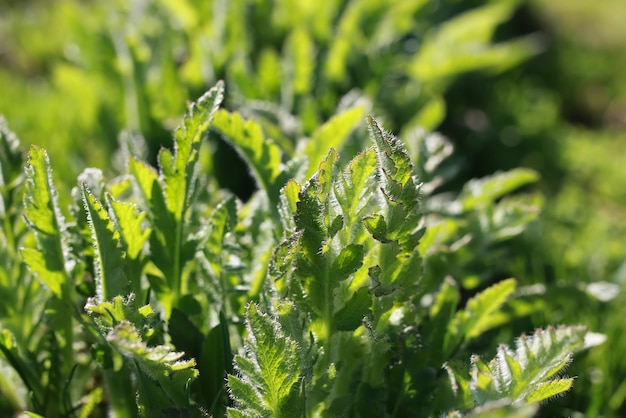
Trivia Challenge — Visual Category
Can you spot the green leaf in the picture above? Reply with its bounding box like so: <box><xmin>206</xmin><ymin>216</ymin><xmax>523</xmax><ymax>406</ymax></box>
<box><xmin>333</xmin><ymin>287</ymin><xmax>371</xmax><ymax>331</ymax></box>
<box><xmin>427</xmin><ymin>277</ymin><xmax>460</xmax><ymax>365</ymax></box>
<box><xmin>278</xmin><ymin>179</ymin><xmax>301</xmax><ymax>233</ymax></box>
<box><xmin>462</xmin><ymin>399</ymin><xmax>539</xmax><ymax>418</ymax></box>
<box><xmin>128</xmin><ymin>156</ymin><xmax>159</xmax><ymax>205</ymax></box>
<box><xmin>85</xmin><ymin>294</ymin><xmax>154</xmax><ymax>333</ymax></box>
<box><xmin>269</xmin><ymin>231</ymin><xmax>302</xmax><ymax>283</ymax></box>
<box><xmin>410</xmin><ymin>96</ymin><xmax>446</xmax><ymax>133</ymax></box>
<box><xmin>333</xmin><ymin>147</ymin><xmax>378</xmax><ymax>231</ymax></box>
<box><xmin>446</xmin><ymin>278</ymin><xmax>517</xmax><ymax>355</ymax></box>
<box><xmin>441</xmin><ymin>360</ymin><xmax>472</xmax><ymax>410</ymax></box>
<box><xmin>0</xmin><ymin>117</ymin><xmax>23</xmax><ymax>217</ymax></box>
<box><xmin>460</xmin><ymin>169</ymin><xmax>539</xmax><ymax>211</ymax></box>
<box><xmin>331</xmin><ymin>244</ymin><xmax>364</xmax><ymax>281</ymax></box>
<box><xmin>363</xmin><ymin>214</ymin><xmax>390</xmax><ymax>243</ymax></box>
<box><xmin>212</xmin><ymin>109</ymin><xmax>284</xmax><ymax>202</ymax></box>
<box><xmin>107</xmin><ymin>195</ymin><xmax>151</xmax><ymax>261</ymax></box>
<box><xmin>22</xmin><ymin>412</ymin><xmax>46</xmax><ymax>418</ymax></box>
<box><xmin>22</xmin><ymin>146</ymin><xmax>72</xmax><ymax>298</ymax></box>
<box><xmin>366</xmin><ymin>116</ymin><xmax>422</xmax><ymax>250</ymax></box>
<box><xmin>107</xmin><ymin>320</ymin><xmax>198</xmax><ymax>409</ymax></box>
<box><xmin>291</xmin><ymin>149</ymin><xmax>354</xmax><ymax>320</ymax></box>
<box><xmin>0</xmin><ymin>329</ymin><xmax>45</xmax><ymax>408</ymax></box>
<box><xmin>107</xmin><ymin>194</ymin><xmax>150</xmax><ymax>301</ymax></box>
<box><xmin>283</xmin><ymin>27</ymin><xmax>315</xmax><ymax>97</ymax></box>
<box><xmin>86</xmin><ymin>294</ymin><xmax>195</xmax><ymax>411</ymax></box>
<box><xmin>460</xmin><ymin>326</ymin><xmax>587</xmax><ymax>407</ymax></box>
<box><xmin>19</xmin><ymin>248</ymin><xmax>66</xmax><ymax>299</ymax></box>
<box><xmin>228</xmin><ymin>304</ymin><xmax>301</xmax><ymax>418</ymax></box>
<box><xmin>160</xmin><ymin>80</ymin><xmax>224</xmax><ymax>221</ymax></box>
<box><xmin>205</xmin><ymin>197</ymin><xmax>238</xmax><ymax>263</ymax></box>
<box><xmin>303</xmin><ymin>106</ymin><xmax>365</xmax><ymax>179</ymax></box>
<box><xmin>198</xmin><ymin>314</ymin><xmax>232</xmax><ymax>416</ymax></box>
<box><xmin>136</xmin><ymin>82</ymin><xmax>224</xmax><ymax>315</ymax></box>
<box><xmin>524</xmin><ymin>379</ymin><xmax>573</xmax><ymax>403</ymax></box>
<box><xmin>82</xmin><ymin>185</ymin><xmax>128</xmax><ymax>302</ymax></box>
<box><xmin>409</xmin><ymin>2</ymin><xmax>539</xmax><ymax>82</ymax></box>
<box><xmin>371</xmin><ymin>0</ymin><xmax>429</xmax><ymax>50</ymax></box>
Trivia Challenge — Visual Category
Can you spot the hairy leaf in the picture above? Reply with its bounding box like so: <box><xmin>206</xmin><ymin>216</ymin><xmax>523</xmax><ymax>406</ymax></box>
<box><xmin>367</xmin><ymin>116</ymin><xmax>422</xmax><ymax>251</ymax></box>
<box><xmin>461</xmin><ymin>326</ymin><xmax>587</xmax><ymax>407</ymax></box>
<box><xmin>160</xmin><ymin>81</ymin><xmax>224</xmax><ymax>220</ymax></box>
<box><xmin>22</xmin><ymin>146</ymin><xmax>72</xmax><ymax>298</ymax></box>
<box><xmin>86</xmin><ymin>295</ymin><xmax>194</xmax><ymax>412</ymax></box>
<box><xmin>446</xmin><ymin>279</ymin><xmax>517</xmax><ymax>356</ymax></box>
<box><xmin>108</xmin><ymin>320</ymin><xmax>198</xmax><ymax>409</ymax></box>
<box><xmin>82</xmin><ymin>186</ymin><xmax>128</xmax><ymax>302</ymax></box>
<box><xmin>0</xmin><ymin>117</ymin><xmax>23</xmax><ymax>217</ymax></box>
<box><xmin>212</xmin><ymin>109</ymin><xmax>284</xmax><ymax>202</ymax></box>
<box><xmin>228</xmin><ymin>304</ymin><xmax>301</xmax><ymax>418</ymax></box>
<box><xmin>107</xmin><ymin>196</ymin><xmax>150</xmax><ymax>261</ymax></box>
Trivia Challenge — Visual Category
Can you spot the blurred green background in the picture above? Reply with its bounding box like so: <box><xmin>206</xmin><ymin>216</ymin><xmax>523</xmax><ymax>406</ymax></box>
<box><xmin>1</xmin><ymin>0</ymin><xmax>625</xmax><ymax>416</ymax></box>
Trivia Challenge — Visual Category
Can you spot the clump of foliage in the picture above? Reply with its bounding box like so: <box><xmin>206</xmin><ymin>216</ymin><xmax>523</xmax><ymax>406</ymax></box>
<box><xmin>0</xmin><ymin>82</ymin><xmax>599</xmax><ymax>417</ymax></box>
<box><xmin>0</xmin><ymin>0</ymin><xmax>541</xmax><ymax>189</ymax></box>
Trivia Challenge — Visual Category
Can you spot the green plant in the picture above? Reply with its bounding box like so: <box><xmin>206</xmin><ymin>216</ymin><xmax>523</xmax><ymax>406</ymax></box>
<box><xmin>0</xmin><ymin>0</ymin><xmax>540</xmax><ymax>192</ymax></box>
<box><xmin>0</xmin><ymin>82</ymin><xmax>600</xmax><ymax>417</ymax></box>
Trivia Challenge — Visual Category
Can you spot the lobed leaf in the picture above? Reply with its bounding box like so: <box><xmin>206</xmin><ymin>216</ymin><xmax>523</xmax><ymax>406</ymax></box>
<box><xmin>366</xmin><ymin>116</ymin><xmax>422</xmax><ymax>250</ymax></box>
<box><xmin>86</xmin><ymin>295</ymin><xmax>193</xmax><ymax>412</ymax></box>
<box><xmin>107</xmin><ymin>320</ymin><xmax>198</xmax><ymax>409</ymax></box>
<box><xmin>107</xmin><ymin>195</ymin><xmax>151</xmax><ymax>261</ymax></box>
<box><xmin>82</xmin><ymin>185</ymin><xmax>128</xmax><ymax>302</ymax></box>
<box><xmin>160</xmin><ymin>80</ymin><xmax>224</xmax><ymax>220</ymax></box>
<box><xmin>212</xmin><ymin>109</ymin><xmax>284</xmax><ymax>203</ymax></box>
<box><xmin>333</xmin><ymin>147</ymin><xmax>378</xmax><ymax>242</ymax></box>
<box><xmin>446</xmin><ymin>279</ymin><xmax>517</xmax><ymax>355</ymax></box>
<box><xmin>22</xmin><ymin>146</ymin><xmax>72</xmax><ymax>298</ymax></box>
<box><xmin>227</xmin><ymin>304</ymin><xmax>301</xmax><ymax>418</ymax></box>
<box><xmin>456</xmin><ymin>326</ymin><xmax>588</xmax><ymax>408</ymax></box>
